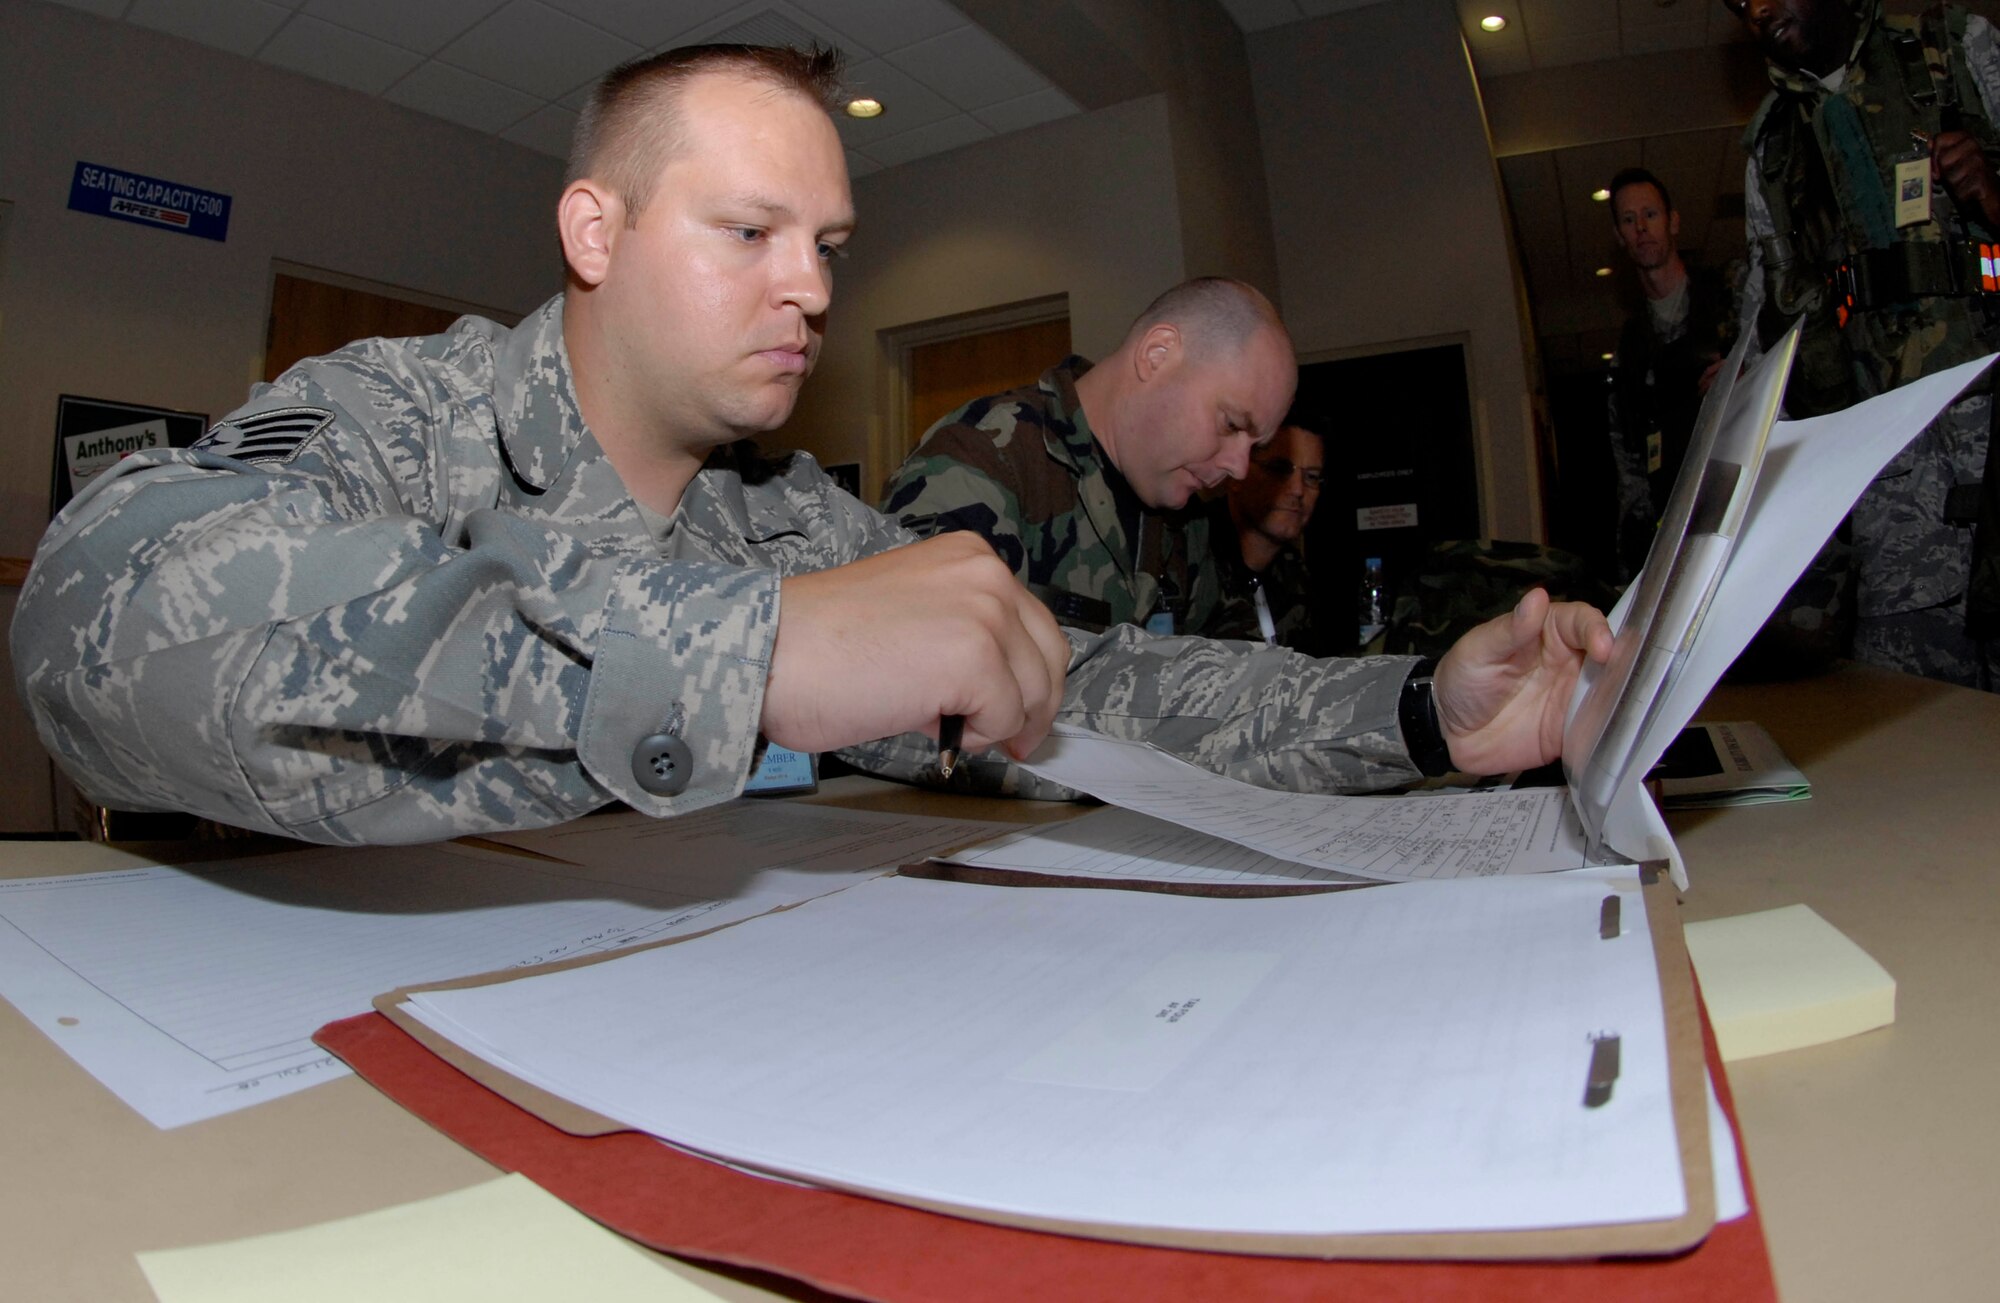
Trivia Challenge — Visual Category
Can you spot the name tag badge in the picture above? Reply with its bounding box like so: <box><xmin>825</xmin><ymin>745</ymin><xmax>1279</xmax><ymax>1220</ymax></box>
<box><xmin>1145</xmin><ymin>609</ymin><xmax>1177</xmax><ymax>636</ymax></box>
<box><xmin>1895</xmin><ymin>156</ymin><xmax>1933</xmax><ymax>228</ymax></box>
<box><xmin>1646</xmin><ymin>429</ymin><xmax>1664</xmax><ymax>475</ymax></box>
<box><xmin>744</xmin><ymin>743</ymin><xmax>816</xmax><ymax>795</ymax></box>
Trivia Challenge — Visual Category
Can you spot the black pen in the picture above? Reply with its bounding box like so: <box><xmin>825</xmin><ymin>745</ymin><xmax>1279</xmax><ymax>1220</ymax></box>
<box><xmin>938</xmin><ymin>714</ymin><xmax>964</xmax><ymax>778</ymax></box>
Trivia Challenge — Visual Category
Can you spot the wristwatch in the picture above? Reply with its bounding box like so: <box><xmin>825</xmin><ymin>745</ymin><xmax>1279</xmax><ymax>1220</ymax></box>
<box><xmin>1397</xmin><ymin>657</ymin><xmax>1454</xmax><ymax>778</ymax></box>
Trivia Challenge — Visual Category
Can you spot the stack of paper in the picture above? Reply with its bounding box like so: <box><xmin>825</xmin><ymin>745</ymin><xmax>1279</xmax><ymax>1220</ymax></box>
<box><xmin>1653</xmin><ymin>721</ymin><xmax>1809</xmax><ymax>810</ymax></box>
<box><xmin>389</xmin><ymin>867</ymin><xmax>1713</xmax><ymax>1254</ymax></box>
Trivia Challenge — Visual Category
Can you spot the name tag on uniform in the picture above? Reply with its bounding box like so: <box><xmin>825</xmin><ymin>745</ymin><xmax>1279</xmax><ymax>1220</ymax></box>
<box><xmin>1895</xmin><ymin>157</ymin><xmax>1933</xmax><ymax>228</ymax></box>
<box><xmin>1145</xmin><ymin>609</ymin><xmax>1176</xmax><ymax>636</ymax></box>
<box><xmin>1646</xmin><ymin>429</ymin><xmax>1664</xmax><ymax>475</ymax></box>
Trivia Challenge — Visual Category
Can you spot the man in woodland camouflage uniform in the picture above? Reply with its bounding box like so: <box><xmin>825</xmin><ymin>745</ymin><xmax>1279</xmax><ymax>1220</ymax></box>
<box><xmin>1733</xmin><ymin>0</ymin><xmax>2000</xmax><ymax>688</ymax></box>
<box><xmin>12</xmin><ymin>46</ymin><xmax>1611</xmax><ymax>845</ymax></box>
<box><xmin>882</xmin><ymin>278</ymin><xmax>1293</xmax><ymax>638</ymax></box>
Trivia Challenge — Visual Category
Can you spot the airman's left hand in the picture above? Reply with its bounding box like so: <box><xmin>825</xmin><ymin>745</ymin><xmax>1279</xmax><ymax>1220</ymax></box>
<box><xmin>1432</xmin><ymin>588</ymin><xmax>1615</xmax><ymax>775</ymax></box>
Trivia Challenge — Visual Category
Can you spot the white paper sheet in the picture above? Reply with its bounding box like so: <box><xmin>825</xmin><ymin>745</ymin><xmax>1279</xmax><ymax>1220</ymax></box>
<box><xmin>1584</xmin><ymin>354</ymin><xmax>1994</xmax><ymax>874</ymax></box>
<box><xmin>1017</xmin><ymin>725</ymin><xmax>1600</xmax><ymax>881</ymax></box>
<box><xmin>0</xmin><ymin>803</ymin><xmax>1010</xmax><ymax>1128</ymax></box>
<box><xmin>403</xmin><ymin>869</ymin><xmax>1685</xmax><ymax>1238</ymax></box>
<box><xmin>937</xmin><ymin>806</ymin><xmax>1376</xmax><ymax>886</ymax></box>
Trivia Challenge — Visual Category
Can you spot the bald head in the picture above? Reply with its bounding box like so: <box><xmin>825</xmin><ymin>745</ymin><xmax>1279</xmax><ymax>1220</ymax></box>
<box><xmin>566</xmin><ymin>43</ymin><xmax>845</xmax><ymax>225</ymax></box>
<box><xmin>1123</xmin><ymin>277</ymin><xmax>1287</xmax><ymax>365</ymax></box>
<box><xmin>1075</xmin><ymin>277</ymin><xmax>1296</xmax><ymax>510</ymax></box>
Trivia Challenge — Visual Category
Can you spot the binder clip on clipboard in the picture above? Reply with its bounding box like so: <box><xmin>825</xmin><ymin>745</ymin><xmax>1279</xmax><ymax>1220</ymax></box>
<box><xmin>1561</xmin><ymin>321</ymin><xmax>1803</xmax><ymax>870</ymax></box>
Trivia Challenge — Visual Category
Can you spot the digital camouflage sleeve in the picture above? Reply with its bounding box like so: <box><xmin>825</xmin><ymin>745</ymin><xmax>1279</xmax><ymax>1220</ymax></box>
<box><xmin>12</xmin><ymin>300</ymin><xmax>1422</xmax><ymax>845</ymax></box>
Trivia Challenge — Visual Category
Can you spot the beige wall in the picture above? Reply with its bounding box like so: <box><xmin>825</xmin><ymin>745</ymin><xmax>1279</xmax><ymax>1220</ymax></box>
<box><xmin>0</xmin><ymin>0</ymin><xmax>563</xmax><ymax>831</ymax></box>
<box><xmin>958</xmin><ymin>0</ymin><xmax>1280</xmax><ymax>298</ymax></box>
<box><xmin>785</xmin><ymin>94</ymin><xmax>1186</xmax><ymax>499</ymax></box>
<box><xmin>1248</xmin><ymin>0</ymin><xmax>1541</xmax><ymax>541</ymax></box>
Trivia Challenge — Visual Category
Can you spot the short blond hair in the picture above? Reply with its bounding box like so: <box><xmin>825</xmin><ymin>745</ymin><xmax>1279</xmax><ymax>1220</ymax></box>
<box><xmin>567</xmin><ymin>44</ymin><xmax>845</xmax><ymax>224</ymax></box>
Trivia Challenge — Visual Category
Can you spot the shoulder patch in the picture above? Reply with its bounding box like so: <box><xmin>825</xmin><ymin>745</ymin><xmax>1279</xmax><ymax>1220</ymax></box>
<box><xmin>193</xmin><ymin>406</ymin><xmax>334</xmax><ymax>465</ymax></box>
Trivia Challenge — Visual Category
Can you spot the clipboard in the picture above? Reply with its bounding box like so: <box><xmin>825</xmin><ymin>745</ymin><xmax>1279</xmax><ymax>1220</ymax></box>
<box><xmin>355</xmin><ymin>872</ymin><xmax>1715</xmax><ymax>1263</ymax></box>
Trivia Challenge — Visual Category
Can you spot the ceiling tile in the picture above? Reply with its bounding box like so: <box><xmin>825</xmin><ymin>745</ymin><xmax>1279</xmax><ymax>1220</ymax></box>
<box><xmin>1468</xmin><ymin>43</ymin><xmax>1535</xmax><ymax>76</ymax></box>
<box><xmin>672</xmin><ymin>2</ymin><xmax>849</xmax><ymax>56</ymax></box>
<box><xmin>845</xmin><ymin>148</ymin><xmax>884</xmax><ymax>178</ymax></box>
<box><xmin>438</xmin><ymin>0</ymin><xmax>642</xmax><ymax>101</ymax></box>
<box><xmin>38</xmin><ymin>0</ymin><xmax>136</xmax><ymax>18</ymax></box>
<box><xmin>261</xmin><ymin>13</ymin><xmax>421</xmax><ymax>94</ymax></box>
<box><xmin>538</xmin><ymin>0</ymin><xmax>741</xmax><ymax>49</ymax></box>
<box><xmin>1708</xmin><ymin>2</ymin><xmax>1753</xmax><ymax>43</ymax></box>
<box><xmin>126</xmin><ymin>0</ymin><xmax>292</xmax><ymax>57</ymax></box>
<box><xmin>861</xmin><ymin>111</ymin><xmax>994</xmax><ymax>167</ymax></box>
<box><xmin>1221</xmin><ymin>0</ymin><xmax>1306</xmax><ymax>31</ymax></box>
<box><xmin>836</xmin><ymin>56</ymin><xmax>960</xmax><ymax>136</ymax></box>
<box><xmin>1529</xmin><ymin>29</ymin><xmax>1622</xmax><ymax>68</ymax></box>
<box><xmin>1518</xmin><ymin>0</ymin><xmax>1615</xmax><ymax>37</ymax></box>
<box><xmin>385</xmin><ymin>58</ymin><xmax>542</xmax><ymax>133</ymax></box>
<box><xmin>1460</xmin><ymin>0</ymin><xmax>1530</xmax><ymax>72</ymax></box>
<box><xmin>883</xmin><ymin>24</ymin><xmax>1049</xmax><ymax>112</ymax></box>
<box><xmin>795</xmin><ymin>0</ymin><xmax>966</xmax><ymax>55</ymax></box>
<box><xmin>1298</xmin><ymin>0</ymin><xmax>1398</xmax><ymax>13</ymax></box>
<box><xmin>300</xmin><ymin>0</ymin><xmax>504</xmax><ymax>54</ymax></box>
<box><xmin>502</xmin><ymin>102</ymin><xmax>580</xmax><ymax>157</ymax></box>
<box><xmin>1621</xmin><ymin>20</ymin><xmax>1708</xmax><ymax>56</ymax></box>
<box><xmin>970</xmin><ymin>86</ymin><xmax>1079</xmax><ymax>134</ymax></box>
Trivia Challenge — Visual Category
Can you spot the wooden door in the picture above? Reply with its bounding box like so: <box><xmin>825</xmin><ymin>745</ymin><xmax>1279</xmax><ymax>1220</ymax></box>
<box><xmin>264</xmin><ymin>274</ymin><xmax>516</xmax><ymax>381</ymax></box>
<box><xmin>906</xmin><ymin>316</ymin><xmax>1071</xmax><ymax>453</ymax></box>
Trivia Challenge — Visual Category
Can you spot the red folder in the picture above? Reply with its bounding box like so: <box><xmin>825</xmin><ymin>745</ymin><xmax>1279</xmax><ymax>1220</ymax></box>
<box><xmin>315</xmin><ymin>1000</ymin><xmax>1777</xmax><ymax>1302</ymax></box>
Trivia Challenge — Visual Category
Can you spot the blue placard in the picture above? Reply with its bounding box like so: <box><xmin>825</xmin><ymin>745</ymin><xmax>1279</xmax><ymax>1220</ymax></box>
<box><xmin>743</xmin><ymin>743</ymin><xmax>816</xmax><ymax>795</ymax></box>
<box><xmin>68</xmin><ymin>162</ymin><xmax>231</xmax><ymax>242</ymax></box>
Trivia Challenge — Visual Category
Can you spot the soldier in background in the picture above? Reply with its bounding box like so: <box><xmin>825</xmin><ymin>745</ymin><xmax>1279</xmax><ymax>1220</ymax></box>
<box><xmin>882</xmin><ymin>278</ymin><xmax>1294</xmax><ymax>638</ymax></box>
<box><xmin>1604</xmin><ymin>167</ymin><xmax>1739</xmax><ymax>582</ymax></box>
<box><xmin>11</xmin><ymin>46</ymin><xmax>1613</xmax><ymax>845</ymax></box>
<box><xmin>1732</xmin><ymin>0</ymin><xmax>2000</xmax><ymax>689</ymax></box>
<box><xmin>1204</xmin><ymin>411</ymin><xmax>1328</xmax><ymax>654</ymax></box>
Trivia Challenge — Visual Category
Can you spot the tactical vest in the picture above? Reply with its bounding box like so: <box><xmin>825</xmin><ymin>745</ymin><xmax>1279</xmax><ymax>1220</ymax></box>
<box><xmin>1748</xmin><ymin>4</ymin><xmax>2000</xmax><ymax>417</ymax></box>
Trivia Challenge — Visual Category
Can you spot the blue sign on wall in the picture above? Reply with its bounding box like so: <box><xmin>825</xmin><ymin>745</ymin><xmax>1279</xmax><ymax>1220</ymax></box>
<box><xmin>68</xmin><ymin>161</ymin><xmax>231</xmax><ymax>242</ymax></box>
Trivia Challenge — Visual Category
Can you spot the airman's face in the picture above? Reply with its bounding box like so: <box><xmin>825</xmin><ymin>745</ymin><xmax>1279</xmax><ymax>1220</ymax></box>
<box><xmin>1229</xmin><ymin>424</ymin><xmax>1325</xmax><ymax>546</ymax></box>
<box><xmin>595</xmin><ymin>71</ymin><xmax>855</xmax><ymax>447</ymax></box>
<box><xmin>1117</xmin><ymin>325</ymin><xmax>1297</xmax><ymax>510</ymax></box>
<box><xmin>1612</xmin><ymin>182</ymin><xmax>1679</xmax><ymax>273</ymax></box>
<box><xmin>1725</xmin><ymin>0</ymin><xmax>1854</xmax><ymax>76</ymax></box>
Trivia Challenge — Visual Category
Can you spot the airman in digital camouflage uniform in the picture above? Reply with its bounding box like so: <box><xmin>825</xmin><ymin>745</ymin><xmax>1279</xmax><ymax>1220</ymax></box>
<box><xmin>11</xmin><ymin>45</ymin><xmax>1613</xmax><ymax>845</ymax></box>
<box><xmin>882</xmin><ymin>278</ymin><xmax>1294</xmax><ymax>638</ymax></box>
<box><xmin>1732</xmin><ymin>0</ymin><xmax>2000</xmax><ymax>688</ymax></box>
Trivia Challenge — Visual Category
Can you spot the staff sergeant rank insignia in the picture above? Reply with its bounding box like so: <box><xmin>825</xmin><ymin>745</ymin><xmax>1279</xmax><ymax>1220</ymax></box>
<box><xmin>193</xmin><ymin>405</ymin><xmax>335</xmax><ymax>465</ymax></box>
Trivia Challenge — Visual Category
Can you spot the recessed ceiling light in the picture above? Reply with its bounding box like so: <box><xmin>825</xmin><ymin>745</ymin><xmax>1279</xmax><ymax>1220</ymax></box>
<box><xmin>1591</xmin><ymin>187</ymin><xmax>1611</xmax><ymax>202</ymax></box>
<box><xmin>845</xmin><ymin>98</ymin><xmax>883</xmax><ymax>119</ymax></box>
<box><xmin>1480</xmin><ymin>15</ymin><xmax>1507</xmax><ymax>32</ymax></box>
<box><xmin>1595</xmin><ymin>266</ymin><xmax>1612</xmax><ymax>277</ymax></box>
<box><xmin>1601</xmin><ymin>352</ymin><xmax>1615</xmax><ymax>361</ymax></box>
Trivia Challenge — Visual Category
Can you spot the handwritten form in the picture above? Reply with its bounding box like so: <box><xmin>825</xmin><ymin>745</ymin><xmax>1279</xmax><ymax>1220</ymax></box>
<box><xmin>0</xmin><ymin>803</ymin><xmax>1012</xmax><ymax>1127</ymax></box>
<box><xmin>403</xmin><ymin>868</ymin><xmax>1683</xmax><ymax>1237</ymax></box>
<box><xmin>1016</xmin><ymin>725</ymin><xmax>1597</xmax><ymax>881</ymax></box>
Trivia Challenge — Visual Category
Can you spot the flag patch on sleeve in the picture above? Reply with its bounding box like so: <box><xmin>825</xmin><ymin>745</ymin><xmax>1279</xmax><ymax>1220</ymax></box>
<box><xmin>193</xmin><ymin>406</ymin><xmax>334</xmax><ymax>464</ymax></box>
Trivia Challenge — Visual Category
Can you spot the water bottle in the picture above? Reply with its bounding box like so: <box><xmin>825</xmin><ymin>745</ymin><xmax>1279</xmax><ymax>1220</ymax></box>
<box><xmin>1357</xmin><ymin>557</ymin><xmax>1386</xmax><ymax>646</ymax></box>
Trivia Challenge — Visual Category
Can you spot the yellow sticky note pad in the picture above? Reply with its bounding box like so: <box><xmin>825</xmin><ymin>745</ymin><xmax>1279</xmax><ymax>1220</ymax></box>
<box><xmin>137</xmin><ymin>1173</ymin><xmax>723</xmax><ymax>1303</ymax></box>
<box><xmin>1685</xmin><ymin>904</ymin><xmax>1895</xmax><ymax>1062</ymax></box>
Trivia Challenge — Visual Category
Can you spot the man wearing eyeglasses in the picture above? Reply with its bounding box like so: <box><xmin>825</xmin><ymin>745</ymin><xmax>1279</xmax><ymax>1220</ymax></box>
<box><xmin>1204</xmin><ymin>412</ymin><xmax>1328</xmax><ymax>654</ymax></box>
